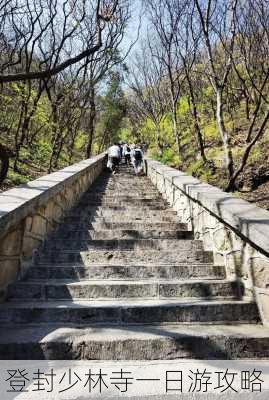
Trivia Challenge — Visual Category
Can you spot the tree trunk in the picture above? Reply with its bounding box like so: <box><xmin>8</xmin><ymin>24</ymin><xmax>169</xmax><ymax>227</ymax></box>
<box><xmin>171</xmin><ymin>101</ymin><xmax>181</xmax><ymax>158</ymax></box>
<box><xmin>186</xmin><ymin>74</ymin><xmax>207</xmax><ymax>163</ymax></box>
<box><xmin>0</xmin><ymin>144</ymin><xmax>10</xmax><ymax>185</ymax></box>
<box><xmin>48</xmin><ymin>101</ymin><xmax>61</xmax><ymax>173</ymax></box>
<box><xmin>155</xmin><ymin>127</ymin><xmax>164</xmax><ymax>156</ymax></box>
<box><xmin>226</xmin><ymin>108</ymin><xmax>269</xmax><ymax>192</ymax></box>
<box><xmin>244</xmin><ymin>91</ymin><xmax>250</xmax><ymax>121</ymax></box>
<box><xmin>86</xmin><ymin>87</ymin><xmax>96</xmax><ymax>158</ymax></box>
<box><xmin>13</xmin><ymin>101</ymin><xmax>25</xmax><ymax>172</ymax></box>
<box><xmin>53</xmin><ymin>136</ymin><xmax>65</xmax><ymax>170</ymax></box>
<box><xmin>216</xmin><ymin>90</ymin><xmax>234</xmax><ymax>179</ymax></box>
<box><xmin>13</xmin><ymin>83</ymin><xmax>42</xmax><ymax>171</ymax></box>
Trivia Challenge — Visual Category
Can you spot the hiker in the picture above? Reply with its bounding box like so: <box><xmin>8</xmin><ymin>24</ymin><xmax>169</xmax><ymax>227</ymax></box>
<box><xmin>123</xmin><ymin>143</ymin><xmax>131</xmax><ymax>165</ymax></box>
<box><xmin>130</xmin><ymin>144</ymin><xmax>136</xmax><ymax>165</ymax></box>
<box><xmin>119</xmin><ymin>141</ymin><xmax>124</xmax><ymax>159</ymax></box>
<box><xmin>131</xmin><ymin>144</ymin><xmax>144</xmax><ymax>175</ymax></box>
<box><xmin>107</xmin><ymin>143</ymin><xmax>121</xmax><ymax>174</ymax></box>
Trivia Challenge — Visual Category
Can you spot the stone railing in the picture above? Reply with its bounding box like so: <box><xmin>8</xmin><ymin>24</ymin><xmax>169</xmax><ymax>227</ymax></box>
<box><xmin>145</xmin><ymin>158</ymin><xmax>269</xmax><ymax>325</ymax></box>
<box><xmin>0</xmin><ymin>153</ymin><xmax>107</xmax><ymax>301</ymax></box>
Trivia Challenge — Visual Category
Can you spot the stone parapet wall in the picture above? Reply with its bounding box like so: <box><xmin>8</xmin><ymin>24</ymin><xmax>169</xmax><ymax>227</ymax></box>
<box><xmin>0</xmin><ymin>153</ymin><xmax>107</xmax><ymax>301</ymax></box>
<box><xmin>145</xmin><ymin>158</ymin><xmax>269</xmax><ymax>325</ymax></box>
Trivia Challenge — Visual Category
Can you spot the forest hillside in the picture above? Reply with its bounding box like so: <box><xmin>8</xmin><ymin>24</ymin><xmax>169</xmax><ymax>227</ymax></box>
<box><xmin>0</xmin><ymin>0</ymin><xmax>268</xmax><ymax>210</ymax></box>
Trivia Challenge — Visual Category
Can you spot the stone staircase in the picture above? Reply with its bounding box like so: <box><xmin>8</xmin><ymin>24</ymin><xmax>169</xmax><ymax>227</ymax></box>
<box><xmin>0</xmin><ymin>164</ymin><xmax>268</xmax><ymax>359</ymax></box>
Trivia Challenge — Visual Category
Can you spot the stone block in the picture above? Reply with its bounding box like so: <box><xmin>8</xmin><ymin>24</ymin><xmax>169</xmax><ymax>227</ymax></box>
<box><xmin>255</xmin><ymin>288</ymin><xmax>269</xmax><ymax>326</ymax></box>
<box><xmin>212</xmin><ymin>227</ymin><xmax>232</xmax><ymax>252</ymax></box>
<box><xmin>24</xmin><ymin>214</ymin><xmax>47</xmax><ymax>237</ymax></box>
<box><xmin>204</xmin><ymin>212</ymin><xmax>219</xmax><ymax>230</ymax></box>
<box><xmin>213</xmin><ymin>251</ymin><xmax>225</xmax><ymax>266</ymax></box>
<box><xmin>250</xmin><ymin>256</ymin><xmax>269</xmax><ymax>289</ymax></box>
<box><xmin>0</xmin><ymin>153</ymin><xmax>106</xmax><ymax>295</ymax></box>
<box><xmin>0</xmin><ymin>258</ymin><xmax>20</xmax><ymax>299</ymax></box>
<box><xmin>45</xmin><ymin>200</ymin><xmax>63</xmax><ymax>223</ymax></box>
<box><xmin>22</xmin><ymin>235</ymin><xmax>43</xmax><ymax>260</ymax></box>
<box><xmin>202</xmin><ymin>229</ymin><xmax>214</xmax><ymax>251</ymax></box>
<box><xmin>0</xmin><ymin>228</ymin><xmax>23</xmax><ymax>257</ymax></box>
<box><xmin>226</xmin><ymin>250</ymin><xmax>244</xmax><ymax>275</ymax></box>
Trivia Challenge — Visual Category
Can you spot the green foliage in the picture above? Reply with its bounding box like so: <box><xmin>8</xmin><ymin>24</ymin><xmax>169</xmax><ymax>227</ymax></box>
<box><xmin>150</xmin><ymin>147</ymin><xmax>181</xmax><ymax>167</ymax></box>
<box><xmin>177</xmin><ymin>96</ymin><xmax>190</xmax><ymax>115</ymax></box>
<box><xmin>7</xmin><ymin>169</ymin><xmax>33</xmax><ymax>186</ymax></box>
<box><xmin>98</xmin><ymin>71</ymin><xmax>127</xmax><ymax>146</ymax></box>
<box><xmin>203</xmin><ymin>121</ymin><xmax>219</xmax><ymax>140</ymax></box>
<box><xmin>35</xmin><ymin>141</ymin><xmax>53</xmax><ymax>165</ymax></box>
<box><xmin>161</xmin><ymin>148</ymin><xmax>181</xmax><ymax>167</ymax></box>
<box><xmin>187</xmin><ymin>160</ymin><xmax>213</xmax><ymax>180</ymax></box>
<box><xmin>119</xmin><ymin>123</ymin><xmax>134</xmax><ymax>143</ymax></box>
<box><xmin>74</xmin><ymin>131</ymin><xmax>88</xmax><ymax>152</ymax></box>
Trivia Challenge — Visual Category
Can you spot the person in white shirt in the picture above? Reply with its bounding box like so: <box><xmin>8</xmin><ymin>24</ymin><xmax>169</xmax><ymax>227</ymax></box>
<box><xmin>131</xmin><ymin>144</ymin><xmax>144</xmax><ymax>175</ymax></box>
<box><xmin>123</xmin><ymin>143</ymin><xmax>131</xmax><ymax>165</ymax></box>
<box><xmin>107</xmin><ymin>143</ymin><xmax>121</xmax><ymax>174</ymax></box>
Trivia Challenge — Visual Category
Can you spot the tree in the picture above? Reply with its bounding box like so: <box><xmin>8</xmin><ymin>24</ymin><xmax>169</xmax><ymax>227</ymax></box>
<box><xmin>0</xmin><ymin>0</ymin><xmax>123</xmax><ymax>82</ymax></box>
<box><xmin>0</xmin><ymin>144</ymin><xmax>13</xmax><ymax>185</ymax></box>
<box><xmin>193</xmin><ymin>0</ymin><xmax>238</xmax><ymax>179</ymax></box>
<box><xmin>146</xmin><ymin>0</ymin><xmax>188</xmax><ymax>159</ymax></box>
<box><xmin>0</xmin><ymin>0</ymin><xmax>132</xmax><ymax>183</ymax></box>
<box><xmin>97</xmin><ymin>71</ymin><xmax>127</xmax><ymax>151</ymax></box>
<box><xmin>225</xmin><ymin>0</ymin><xmax>269</xmax><ymax>191</ymax></box>
<box><xmin>128</xmin><ymin>43</ymin><xmax>169</xmax><ymax>155</ymax></box>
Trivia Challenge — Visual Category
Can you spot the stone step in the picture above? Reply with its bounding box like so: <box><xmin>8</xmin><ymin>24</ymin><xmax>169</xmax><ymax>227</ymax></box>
<box><xmin>64</xmin><ymin>209</ymin><xmax>178</xmax><ymax>220</ymax></box>
<box><xmin>73</xmin><ymin>204</ymin><xmax>173</xmax><ymax>212</ymax></box>
<box><xmin>8</xmin><ymin>279</ymin><xmax>242</xmax><ymax>301</ymax></box>
<box><xmin>38</xmin><ymin>249</ymin><xmax>213</xmax><ymax>265</ymax></box>
<box><xmin>0</xmin><ymin>324</ymin><xmax>268</xmax><ymax>359</ymax></box>
<box><xmin>93</xmin><ymin>177</ymin><xmax>150</xmax><ymax>183</ymax></box>
<box><xmin>92</xmin><ymin>179</ymin><xmax>155</xmax><ymax>185</ymax></box>
<box><xmin>88</xmin><ymin>194</ymin><xmax>161</xmax><ymax>199</ymax></box>
<box><xmin>50</xmin><ymin>229</ymin><xmax>192</xmax><ymax>241</ymax></box>
<box><xmin>79</xmin><ymin>199</ymin><xmax>168</xmax><ymax>207</ymax></box>
<box><xmin>79</xmin><ymin>195</ymin><xmax>164</xmax><ymax>206</ymax></box>
<box><xmin>43</xmin><ymin>239</ymin><xmax>203</xmax><ymax>252</ymax></box>
<box><xmin>63</xmin><ymin>214</ymin><xmax>179</xmax><ymax>224</ymax></box>
<box><xmin>91</xmin><ymin>185</ymin><xmax>154</xmax><ymax>191</ymax></box>
<box><xmin>81</xmin><ymin>192</ymin><xmax>165</xmax><ymax>199</ymax></box>
<box><xmin>26</xmin><ymin>263</ymin><xmax>226</xmax><ymax>281</ymax></box>
<box><xmin>0</xmin><ymin>299</ymin><xmax>259</xmax><ymax>324</ymax></box>
<box><xmin>86</xmin><ymin>189</ymin><xmax>160</xmax><ymax>196</ymax></box>
<box><xmin>83</xmin><ymin>194</ymin><xmax>161</xmax><ymax>201</ymax></box>
<box><xmin>2</xmin><ymin>166</ymin><xmax>262</xmax><ymax>362</ymax></box>
<box><xmin>57</xmin><ymin>221</ymin><xmax>187</xmax><ymax>231</ymax></box>
<box><xmin>94</xmin><ymin>175</ymin><xmax>148</xmax><ymax>180</ymax></box>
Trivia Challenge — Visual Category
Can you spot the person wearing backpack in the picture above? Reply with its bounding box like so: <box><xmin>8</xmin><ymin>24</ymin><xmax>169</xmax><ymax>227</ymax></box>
<box><xmin>107</xmin><ymin>143</ymin><xmax>121</xmax><ymax>174</ymax></box>
<box><xmin>123</xmin><ymin>143</ymin><xmax>131</xmax><ymax>165</ymax></box>
<box><xmin>131</xmin><ymin>144</ymin><xmax>144</xmax><ymax>175</ymax></box>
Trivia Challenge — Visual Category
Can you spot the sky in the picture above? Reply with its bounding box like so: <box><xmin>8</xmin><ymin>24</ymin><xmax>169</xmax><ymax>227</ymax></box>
<box><xmin>120</xmin><ymin>0</ymin><xmax>149</xmax><ymax>62</ymax></box>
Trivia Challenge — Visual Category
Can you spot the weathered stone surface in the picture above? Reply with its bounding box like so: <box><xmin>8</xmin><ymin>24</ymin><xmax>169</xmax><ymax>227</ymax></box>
<box><xmin>0</xmin><ymin>299</ymin><xmax>259</xmax><ymax>324</ymax></box>
<box><xmin>0</xmin><ymin>228</ymin><xmax>23</xmax><ymax>257</ymax></box>
<box><xmin>251</xmin><ymin>257</ymin><xmax>269</xmax><ymax>288</ymax></box>
<box><xmin>0</xmin><ymin>154</ymin><xmax>106</xmax><ymax>235</ymax></box>
<box><xmin>0</xmin><ymin>258</ymin><xmax>20</xmax><ymax>299</ymax></box>
<box><xmin>0</xmin><ymin>153</ymin><xmax>106</xmax><ymax>297</ymax></box>
<box><xmin>145</xmin><ymin>158</ymin><xmax>269</xmax><ymax>325</ymax></box>
<box><xmin>44</xmin><ymin>239</ymin><xmax>203</xmax><ymax>252</ymax></box>
<box><xmin>8</xmin><ymin>279</ymin><xmax>240</xmax><ymax>301</ymax></box>
<box><xmin>59</xmin><ymin>221</ymin><xmax>187</xmax><ymax>231</ymax></box>
<box><xmin>26</xmin><ymin>263</ymin><xmax>226</xmax><ymax>281</ymax></box>
<box><xmin>0</xmin><ymin>162</ymin><xmax>268</xmax><ymax>360</ymax></box>
<box><xmin>0</xmin><ymin>324</ymin><xmax>268</xmax><ymax>360</ymax></box>
<box><xmin>49</xmin><ymin>229</ymin><xmax>192</xmax><ymax>241</ymax></box>
<box><xmin>39</xmin><ymin>249</ymin><xmax>214</xmax><ymax>265</ymax></box>
<box><xmin>22</xmin><ymin>235</ymin><xmax>43</xmax><ymax>260</ymax></box>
